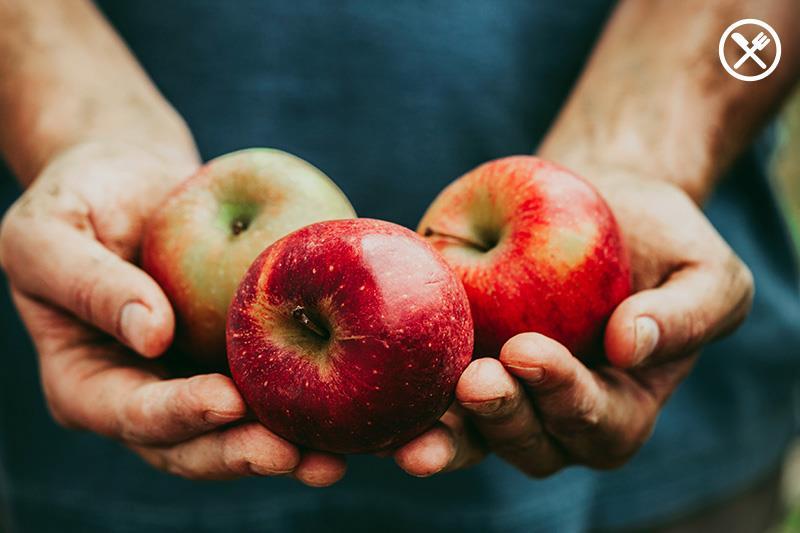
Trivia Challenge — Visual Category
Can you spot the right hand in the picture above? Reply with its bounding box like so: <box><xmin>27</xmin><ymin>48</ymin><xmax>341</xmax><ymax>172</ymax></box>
<box><xmin>0</xmin><ymin>140</ymin><xmax>346</xmax><ymax>485</ymax></box>
<box><xmin>395</xmin><ymin>169</ymin><xmax>754</xmax><ymax>479</ymax></box>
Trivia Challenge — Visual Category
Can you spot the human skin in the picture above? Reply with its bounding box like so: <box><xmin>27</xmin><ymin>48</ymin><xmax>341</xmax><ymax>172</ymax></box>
<box><xmin>0</xmin><ymin>0</ymin><xmax>797</xmax><ymax>485</ymax></box>
<box><xmin>394</xmin><ymin>0</ymin><xmax>800</xmax><ymax>478</ymax></box>
<box><xmin>0</xmin><ymin>0</ymin><xmax>344</xmax><ymax>485</ymax></box>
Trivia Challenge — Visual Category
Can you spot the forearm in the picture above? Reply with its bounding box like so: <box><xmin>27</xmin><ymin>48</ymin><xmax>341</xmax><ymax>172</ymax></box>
<box><xmin>0</xmin><ymin>0</ymin><xmax>198</xmax><ymax>186</ymax></box>
<box><xmin>539</xmin><ymin>0</ymin><xmax>799</xmax><ymax>202</ymax></box>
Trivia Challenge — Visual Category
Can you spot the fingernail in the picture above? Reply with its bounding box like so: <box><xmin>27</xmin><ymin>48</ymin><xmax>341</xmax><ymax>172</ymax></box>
<box><xmin>249</xmin><ymin>463</ymin><xmax>293</xmax><ymax>476</ymax></box>
<box><xmin>203</xmin><ymin>410</ymin><xmax>242</xmax><ymax>424</ymax></box>
<box><xmin>632</xmin><ymin>316</ymin><xmax>660</xmax><ymax>366</ymax></box>
<box><xmin>505</xmin><ymin>365</ymin><xmax>545</xmax><ymax>384</ymax></box>
<box><xmin>119</xmin><ymin>302</ymin><xmax>150</xmax><ymax>354</ymax></box>
<box><xmin>461</xmin><ymin>397</ymin><xmax>504</xmax><ymax>416</ymax></box>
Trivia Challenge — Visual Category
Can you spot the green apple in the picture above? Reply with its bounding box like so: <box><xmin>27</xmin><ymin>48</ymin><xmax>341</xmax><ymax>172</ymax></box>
<box><xmin>142</xmin><ymin>148</ymin><xmax>356</xmax><ymax>366</ymax></box>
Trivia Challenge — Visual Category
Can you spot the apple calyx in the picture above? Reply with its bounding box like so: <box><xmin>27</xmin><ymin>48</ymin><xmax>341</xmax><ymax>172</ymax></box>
<box><xmin>231</xmin><ymin>218</ymin><xmax>249</xmax><ymax>236</ymax></box>
<box><xmin>423</xmin><ymin>227</ymin><xmax>491</xmax><ymax>253</ymax></box>
<box><xmin>292</xmin><ymin>306</ymin><xmax>330</xmax><ymax>340</ymax></box>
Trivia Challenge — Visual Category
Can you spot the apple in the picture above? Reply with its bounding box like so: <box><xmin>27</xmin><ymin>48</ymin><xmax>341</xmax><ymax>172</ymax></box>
<box><xmin>418</xmin><ymin>156</ymin><xmax>630</xmax><ymax>358</ymax></box>
<box><xmin>226</xmin><ymin>218</ymin><xmax>474</xmax><ymax>454</ymax></box>
<box><xmin>142</xmin><ymin>148</ymin><xmax>356</xmax><ymax>366</ymax></box>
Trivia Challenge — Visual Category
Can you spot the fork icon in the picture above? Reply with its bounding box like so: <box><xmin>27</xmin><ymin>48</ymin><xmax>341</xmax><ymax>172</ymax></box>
<box><xmin>732</xmin><ymin>31</ymin><xmax>770</xmax><ymax>69</ymax></box>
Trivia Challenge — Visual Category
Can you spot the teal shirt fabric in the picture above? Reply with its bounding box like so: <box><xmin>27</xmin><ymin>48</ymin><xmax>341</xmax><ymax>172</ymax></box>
<box><xmin>1</xmin><ymin>2</ymin><xmax>798</xmax><ymax>531</ymax></box>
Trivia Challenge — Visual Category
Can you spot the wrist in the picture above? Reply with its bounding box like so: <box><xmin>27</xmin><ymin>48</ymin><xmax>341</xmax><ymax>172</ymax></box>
<box><xmin>537</xmin><ymin>131</ymin><xmax>717</xmax><ymax>205</ymax></box>
<box><xmin>33</xmin><ymin>137</ymin><xmax>197</xmax><ymax>191</ymax></box>
<box><xmin>5</xmin><ymin>103</ymin><xmax>199</xmax><ymax>188</ymax></box>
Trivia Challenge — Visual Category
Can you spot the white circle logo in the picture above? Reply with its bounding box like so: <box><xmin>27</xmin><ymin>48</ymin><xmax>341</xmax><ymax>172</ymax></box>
<box><xmin>719</xmin><ymin>19</ymin><xmax>781</xmax><ymax>81</ymax></box>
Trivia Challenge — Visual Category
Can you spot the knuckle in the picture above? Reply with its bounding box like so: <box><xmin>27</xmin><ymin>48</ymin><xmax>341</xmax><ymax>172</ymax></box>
<box><xmin>722</xmin><ymin>252</ymin><xmax>754</xmax><ymax>295</ymax></box>
<box><xmin>120</xmin><ymin>397</ymin><xmax>147</xmax><ymax>437</ymax></box>
<box><xmin>547</xmin><ymin>397</ymin><xmax>601</xmax><ymax>436</ymax></box>
<box><xmin>576</xmin><ymin>405</ymin><xmax>602</xmax><ymax>430</ymax></box>
<box><xmin>630</xmin><ymin>419</ymin><xmax>657</xmax><ymax>451</ymax></box>
<box><xmin>137</xmin><ymin>450</ymin><xmax>195</xmax><ymax>479</ymax></box>
<box><xmin>679</xmin><ymin>308</ymin><xmax>707</xmax><ymax>352</ymax></box>
<box><xmin>221</xmin><ymin>430</ymin><xmax>252</xmax><ymax>475</ymax></box>
<box><xmin>492</xmin><ymin>432</ymin><xmax>547</xmax><ymax>458</ymax></box>
<box><xmin>177</xmin><ymin>377</ymin><xmax>205</xmax><ymax>414</ymax></box>
<box><xmin>712</xmin><ymin>252</ymin><xmax>755</xmax><ymax>338</ymax></box>
<box><xmin>183</xmin><ymin>374</ymin><xmax>223</xmax><ymax>411</ymax></box>
<box><xmin>118</xmin><ymin>388</ymin><xmax>162</xmax><ymax>444</ymax></box>
<box><xmin>45</xmin><ymin>400</ymin><xmax>79</xmax><ymax>430</ymax></box>
<box><xmin>139</xmin><ymin>449</ymin><xmax>170</xmax><ymax>472</ymax></box>
<box><xmin>133</xmin><ymin>443</ymin><xmax>201</xmax><ymax>479</ymax></box>
<box><xmin>162</xmin><ymin>460</ymin><xmax>194</xmax><ymax>479</ymax></box>
<box><xmin>66</xmin><ymin>251</ymin><xmax>118</xmax><ymax>327</ymax></box>
<box><xmin>68</xmin><ymin>267</ymin><xmax>103</xmax><ymax>323</ymax></box>
<box><xmin>735</xmin><ymin>258</ymin><xmax>754</xmax><ymax>292</ymax></box>
<box><xmin>521</xmin><ymin>460</ymin><xmax>564</xmax><ymax>479</ymax></box>
<box><xmin>40</xmin><ymin>379</ymin><xmax>81</xmax><ymax>430</ymax></box>
<box><xmin>589</xmin><ymin>420</ymin><xmax>655</xmax><ymax>470</ymax></box>
<box><xmin>588</xmin><ymin>443</ymin><xmax>640</xmax><ymax>470</ymax></box>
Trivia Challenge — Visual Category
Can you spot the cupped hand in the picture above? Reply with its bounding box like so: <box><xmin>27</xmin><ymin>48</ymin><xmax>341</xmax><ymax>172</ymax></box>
<box><xmin>394</xmin><ymin>173</ymin><xmax>754</xmax><ymax>477</ymax></box>
<box><xmin>0</xmin><ymin>141</ymin><xmax>345</xmax><ymax>485</ymax></box>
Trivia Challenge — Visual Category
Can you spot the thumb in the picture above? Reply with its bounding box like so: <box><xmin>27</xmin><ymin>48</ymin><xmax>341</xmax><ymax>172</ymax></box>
<box><xmin>604</xmin><ymin>257</ymin><xmax>754</xmax><ymax>368</ymax></box>
<box><xmin>1</xmin><ymin>215</ymin><xmax>173</xmax><ymax>357</ymax></box>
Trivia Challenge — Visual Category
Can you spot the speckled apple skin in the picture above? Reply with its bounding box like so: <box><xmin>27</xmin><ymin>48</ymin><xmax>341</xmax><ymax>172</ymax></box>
<box><xmin>142</xmin><ymin>148</ymin><xmax>355</xmax><ymax>366</ymax></box>
<box><xmin>227</xmin><ymin>219</ymin><xmax>474</xmax><ymax>454</ymax></box>
<box><xmin>419</xmin><ymin>156</ymin><xmax>631</xmax><ymax>359</ymax></box>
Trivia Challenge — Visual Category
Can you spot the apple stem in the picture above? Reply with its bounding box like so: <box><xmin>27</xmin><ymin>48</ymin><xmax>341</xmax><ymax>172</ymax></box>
<box><xmin>292</xmin><ymin>306</ymin><xmax>329</xmax><ymax>340</ymax></box>
<box><xmin>423</xmin><ymin>227</ymin><xmax>490</xmax><ymax>252</ymax></box>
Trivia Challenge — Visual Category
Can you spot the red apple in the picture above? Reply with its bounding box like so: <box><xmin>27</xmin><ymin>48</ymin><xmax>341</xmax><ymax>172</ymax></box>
<box><xmin>142</xmin><ymin>148</ymin><xmax>355</xmax><ymax>366</ymax></box>
<box><xmin>418</xmin><ymin>156</ymin><xmax>630</xmax><ymax>358</ymax></box>
<box><xmin>226</xmin><ymin>219</ymin><xmax>473</xmax><ymax>454</ymax></box>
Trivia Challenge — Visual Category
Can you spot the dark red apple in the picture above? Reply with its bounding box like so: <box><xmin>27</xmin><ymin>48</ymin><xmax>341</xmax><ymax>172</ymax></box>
<box><xmin>419</xmin><ymin>156</ymin><xmax>630</xmax><ymax>358</ymax></box>
<box><xmin>142</xmin><ymin>148</ymin><xmax>355</xmax><ymax>366</ymax></box>
<box><xmin>226</xmin><ymin>218</ymin><xmax>474</xmax><ymax>454</ymax></box>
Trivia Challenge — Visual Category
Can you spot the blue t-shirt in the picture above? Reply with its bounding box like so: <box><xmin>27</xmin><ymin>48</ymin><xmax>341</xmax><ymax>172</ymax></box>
<box><xmin>1</xmin><ymin>2</ymin><xmax>798</xmax><ymax>531</ymax></box>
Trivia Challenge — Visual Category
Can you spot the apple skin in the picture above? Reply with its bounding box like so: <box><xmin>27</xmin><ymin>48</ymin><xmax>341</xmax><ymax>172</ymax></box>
<box><xmin>142</xmin><ymin>148</ymin><xmax>356</xmax><ymax>366</ymax></box>
<box><xmin>226</xmin><ymin>219</ymin><xmax>474</xmax><ymax>454</ymax></box>
<box><xmin>418</xmin><ymin>156</ymin><xmax>631</xmax><ymax>359</ymax></box>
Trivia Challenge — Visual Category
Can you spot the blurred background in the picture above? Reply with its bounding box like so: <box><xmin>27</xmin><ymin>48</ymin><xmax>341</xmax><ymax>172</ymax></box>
<box><xmin>772</xmin><ymin>87</ymin><xmax>800</xmax><ymax>533</ymax></box>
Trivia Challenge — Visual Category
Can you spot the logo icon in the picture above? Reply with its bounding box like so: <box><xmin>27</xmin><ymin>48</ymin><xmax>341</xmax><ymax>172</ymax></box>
<box><xmin>719</xmin><ymin>19</ymin><xmax>781</xmax><ymax>81</ymax></box>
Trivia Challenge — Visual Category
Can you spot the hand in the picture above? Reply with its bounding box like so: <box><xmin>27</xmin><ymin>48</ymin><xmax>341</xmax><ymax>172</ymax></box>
<box><xmin>393</xmin><ymin>172</ymin><xmax>754</xmax><ymax>477</ymax></box>
<box><xmin>0</xmin><ymin>141</ymin><xmax>346</xmax><ymax>485</ymax></box>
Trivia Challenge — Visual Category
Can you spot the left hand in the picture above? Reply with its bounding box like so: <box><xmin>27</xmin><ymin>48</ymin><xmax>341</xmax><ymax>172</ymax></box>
<box><xmin>0</xmin><ymin>141</ymin><xmax>346</xmax><ymax>486</ymax></box>
<box><xmin>393</xmin><ymin>171</ymin><xmax>754</xmax><ymax>477</ymax></box>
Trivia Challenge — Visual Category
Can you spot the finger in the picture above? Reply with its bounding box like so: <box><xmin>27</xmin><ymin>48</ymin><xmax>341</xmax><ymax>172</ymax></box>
<box><xmin>394</xmin><ymin>425</ymin><xmax>454</xmax><ymax>477</ymax></box>
<box><xmin>394</xmin><ymin>407</ymin><xmax>484</xmax><ymax>477</ymax></box>
<box><xmin>60</xmin><ymin>367</ymin><xmax>247</xmax><ymax>445</ymax></box>
<box><xmin>131</xmin><ymin>422</ymin><xmax>300</xmax><ymax>480</ymax></box>
<box><xmin>457</xmin><ymin>358</ymin><xmax>566</xmax><ymax>477</ymax></box>
<box><xmin>15</xmin><ymin>291</ymin><xmax>247</xmax><ymax>444</ymax></box>
<box><xmin>440</xmin><ymin>405</ymin><xmax>486</xmax><ymax>472</ymax></box>
<box><xmin>292</xmin><ymin>452</ymin><xmax>347</xmax><ymax>487</ymax></box>
<box><xmin>1</xmin><ymin>214</ymin><xmax>174</xmax><ymax>357</ymax></box>
<box><xmin>604</xmin><ymin>256</ymin><xmax>753</xmax><ymax>368</ymax></box>
<box><xmin>116</xmin><ymin>373</ymin><xmax>248</xmax><ymax>444</ymax></box>
<box><xmin>501</xmin><ymin>333</ymin><xmax>658</xmax><ymax>468</ymax></box>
